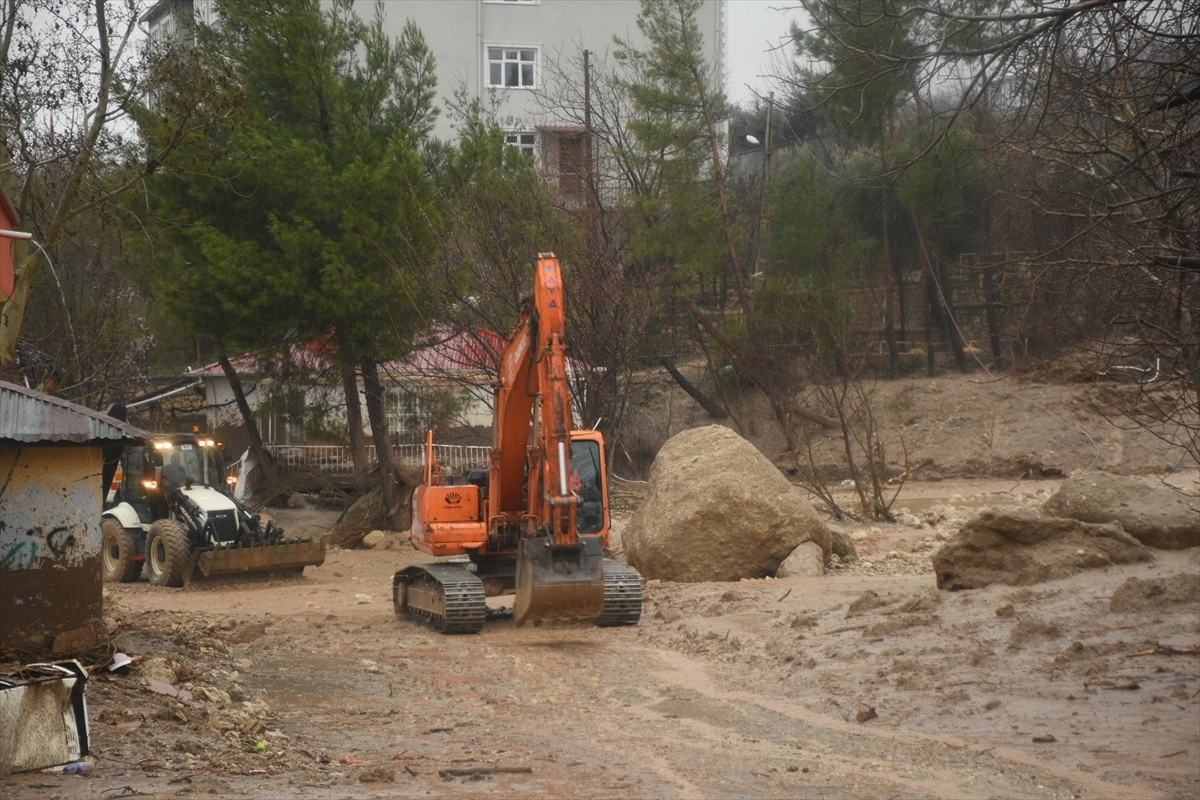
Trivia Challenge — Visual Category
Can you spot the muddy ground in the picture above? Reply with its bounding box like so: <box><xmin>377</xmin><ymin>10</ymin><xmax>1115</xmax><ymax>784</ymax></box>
<box><xmin>5</xmin><ymin>375</ymin><xmax>1200</xmax><ymax>799</ymax></box>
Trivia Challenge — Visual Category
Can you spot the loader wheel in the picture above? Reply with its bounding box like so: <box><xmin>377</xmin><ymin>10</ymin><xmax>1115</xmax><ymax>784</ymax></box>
<box><xmin>101</xmin><ymin>518</ymin><xmax>142</xmax><ymax>583</ymax></box>
<box><xmin>146</xmin><ymin>519</ymin><xmax>191</xmax><ymax>588</ymax></box>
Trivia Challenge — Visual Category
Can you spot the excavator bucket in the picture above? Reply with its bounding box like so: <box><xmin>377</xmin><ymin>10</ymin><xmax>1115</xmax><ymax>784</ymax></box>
<box><xmin>513</xmin><ymin>534</ymin><xmax>606</xmax><ymax>625</ymax></box>
<box><xmin>197</xmin><ymin>537</ymin><xmax>326</xmax><ymax>578</ymax></box>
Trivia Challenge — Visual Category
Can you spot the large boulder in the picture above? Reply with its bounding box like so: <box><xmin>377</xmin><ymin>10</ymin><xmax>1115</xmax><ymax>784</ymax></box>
<box><xmin>933</xmin><ymin>508</ymin><xmax>1153</xmax><ymax>590</ymax></box>
<box><xmin>1042</xmin><ymin>473</ymin><xmax>1199</xmax><ymax>550</ymax></box>
<box><xmin>624</xmin><ymin>425</ymin><xmax>830</xmax><ymax>582</ymax></box>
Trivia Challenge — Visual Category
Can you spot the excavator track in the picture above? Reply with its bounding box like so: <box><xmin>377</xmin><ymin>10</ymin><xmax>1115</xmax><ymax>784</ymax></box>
<box><xmin>597</xmin><ymin>558</ymin><xmax>642</xmax><ymax>627</ymax></box>
<box><xmin>393</xmin><ymin>563</ymin><xmax>486</xmax><ymax>634</ymax></box>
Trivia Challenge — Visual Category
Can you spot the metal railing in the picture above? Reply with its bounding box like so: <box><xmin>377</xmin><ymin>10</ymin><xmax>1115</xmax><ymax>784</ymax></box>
<box><xmin>266</xmin><ymin>443</ymin><xmax>490</xmax><ymax>477</ymax></box>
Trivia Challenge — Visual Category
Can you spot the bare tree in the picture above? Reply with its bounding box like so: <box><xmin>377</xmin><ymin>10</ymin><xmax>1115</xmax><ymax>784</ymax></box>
<box><xmin>781</xmin><ymin>0</ymin><xmax>1199</xmax><ymax>465</ymax></box>
<box><xmin>1</xmin><ymin>0</ymin><xmax>167</xmax><ymax>372</ymax></box>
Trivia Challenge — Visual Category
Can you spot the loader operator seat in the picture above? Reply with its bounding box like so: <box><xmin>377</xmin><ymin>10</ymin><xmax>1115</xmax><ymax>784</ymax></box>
<box><xmin>162</xmin><ymin>452</ymin><xmax>189</xmax><ymax>490</ymax></box>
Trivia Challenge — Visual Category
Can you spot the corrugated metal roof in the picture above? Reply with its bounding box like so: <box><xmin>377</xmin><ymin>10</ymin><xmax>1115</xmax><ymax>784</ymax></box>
<box><xmin>0</xmin><ymin>381</ymin><xmax>152</xmax><ymax>444</ymax></box>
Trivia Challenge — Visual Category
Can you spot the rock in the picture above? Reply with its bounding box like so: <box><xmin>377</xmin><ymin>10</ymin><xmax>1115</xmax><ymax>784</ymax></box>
<box><xmin>1043</xmin><ymin>473</ymin><xmax>1199</xmax><ymax>549</ymax></box>
<box><xmin>777</xmin><ymin>542</ymin><xmax>825</xmax><ymax>577</ymax></box>
<box><xmin>934</xmin><ymin>508</ymin><xmax>1153</xmax><ymax>590</ymax></box>
<box><xmin>824</xmin><ymin>523</ymin><xmax>860</xmax><ymax>561</ymax></box>
<box><xmin>286</xmin><ymin>492</ymin><xmax>308</xmax><ymax>509</ymax></box>
<box><xmin>362</xmin><ymin>530</ymin><xmax>386</xmax><ymax>548</ymax></box>
<box><xmin>624</xmin><ymin>426</ymin><xmax>831</xmax><ymax>582</ymax></box>
<box><xmin>139</xmin><ymin>657</ymin><xmax>178</xmax><ymax>685</ymax></box>
<box><xmin>196</xmin><ymin>686</ymin><xmax>231</xmax><ymax>707</ymax></box>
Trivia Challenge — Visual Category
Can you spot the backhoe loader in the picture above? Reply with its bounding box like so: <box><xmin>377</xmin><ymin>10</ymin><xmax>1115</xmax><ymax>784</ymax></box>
<box><xmin>102</xmin><ymin>433</ymin><xmax>325</xmax><ymax>586</ymax></box>
<box><xmin>393</xmin><ymin>254</ymin><xmax>642</xmax><ymax>632</ymax></box>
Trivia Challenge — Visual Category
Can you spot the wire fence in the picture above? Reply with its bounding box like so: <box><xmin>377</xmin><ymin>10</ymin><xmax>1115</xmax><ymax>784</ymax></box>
<box><xmin>265</xmin><ymin>444</ymin><xmax>490</xmax><ymax>477</ymax></box>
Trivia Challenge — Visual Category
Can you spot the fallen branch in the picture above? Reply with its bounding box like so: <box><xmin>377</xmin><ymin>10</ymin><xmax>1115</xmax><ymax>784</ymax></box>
<box><xmin>1125</xmin><ymin>644</ymin><xmax>1199</xmax><ymax>658</ymax></box>
<box><xmin>341</xmin><ymin>755</ymin><xmax>381</xmax><ymax>765</ymax></box>
<box><xmin>439</xmin><ymin>766</ymin><xmax>533</xmax><ymax>777</ymax></box>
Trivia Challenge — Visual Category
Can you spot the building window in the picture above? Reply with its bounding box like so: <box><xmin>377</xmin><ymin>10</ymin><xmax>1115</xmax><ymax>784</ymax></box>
<box><xmin>487</xmin><ymin>47</ymin><xmax>537</xmax><ymax>88</ymax></box>
<box><xmin>506</xmin><ymin>132</ymin><xmax>536</xmax><ymax>158</ymax></box>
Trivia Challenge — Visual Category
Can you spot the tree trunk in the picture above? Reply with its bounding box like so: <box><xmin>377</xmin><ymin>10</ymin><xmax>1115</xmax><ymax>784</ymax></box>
<box><xmin>360</xmin><ymin>357</ymin><xmax>398</xmax><ymax>518</ymax></box>
<box><xmin>340</xmin><ymin>364</ymin><xmax>369</xmax><ymax>480</ymax></box>
<box><xmin>880</xmin><ymin>181</ymin><xmax>899</xmax><ymax>376</ymax></box>
<box><xmin>660</xmin><ymin>356</ymin><xmax>727</xmax><ymax>418</ymax></box>
<box><xmin>933</xmin><ymin>257</ymin><xmax>971</xmax><ymax>374</ymax></box>
<box><xmin>217</xmin><ymin>353</ymin><xmax>278</xmax><ymax>493</ymax></box>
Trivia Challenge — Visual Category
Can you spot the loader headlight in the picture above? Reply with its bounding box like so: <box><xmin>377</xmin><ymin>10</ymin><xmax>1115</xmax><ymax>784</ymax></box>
<box><xmin>142</xmin><ymin>479</ymin><xmax>158</xmax><ymax>490</ymax></box>
<box><xmin>226</xmin><ymin>476</ymin><xmax>237</xmax><ymax>486</ymax></box>
<box><xmin>153</xmin><ymin>441</ymin><xmax>173</xmax><ymax>450</ymax></box>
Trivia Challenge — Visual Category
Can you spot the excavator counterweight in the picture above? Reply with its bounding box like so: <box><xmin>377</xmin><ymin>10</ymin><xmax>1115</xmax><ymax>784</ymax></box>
<box><xmin>394</xmin><ymin>254</ymin><xmax>642</xmax><ymax>631</ymax></box>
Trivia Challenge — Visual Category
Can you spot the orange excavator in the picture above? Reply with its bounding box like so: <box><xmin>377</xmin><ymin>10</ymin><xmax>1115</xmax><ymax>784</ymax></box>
<box><xmin>393</xmin><ymin>254</ymin><xmax>642</xmax><ymax>633</ymax></box>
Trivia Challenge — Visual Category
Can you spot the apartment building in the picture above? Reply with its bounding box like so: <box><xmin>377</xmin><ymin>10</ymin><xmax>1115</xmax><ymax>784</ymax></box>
<box><xmin>142</xmin><ymin>0</ymin><xmax>727</xmax><ymax>147</ymax></box>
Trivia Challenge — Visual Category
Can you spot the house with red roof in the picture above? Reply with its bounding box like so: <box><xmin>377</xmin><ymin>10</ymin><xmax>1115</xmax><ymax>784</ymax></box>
<box><xmin>190</xmin><ymin>327</ymin><xmax>508</xmax><ymax>454</ymax></box>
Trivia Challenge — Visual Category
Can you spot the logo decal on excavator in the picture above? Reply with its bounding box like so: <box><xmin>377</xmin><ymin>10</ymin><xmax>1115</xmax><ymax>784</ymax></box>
<box><xmin>444</xmin><ymin>491</ymin><xmax>463</xmax><ymax>506</ymax></box>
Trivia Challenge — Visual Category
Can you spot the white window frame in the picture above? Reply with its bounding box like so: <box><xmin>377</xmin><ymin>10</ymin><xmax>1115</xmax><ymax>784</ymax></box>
<box><xmin>505</xmin><ymin>131</ymin><xmax>537</xmax><ymax>159</ymax></box>
<box><xmin>486</xmin><ymin>45</ymin><xmax>539</xmax><ymax>89</ymax></box>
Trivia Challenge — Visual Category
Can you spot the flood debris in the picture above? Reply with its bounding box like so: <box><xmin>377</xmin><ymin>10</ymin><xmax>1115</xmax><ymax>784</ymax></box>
<box><xmin>145</xmin><ymin>677</ymin><xmax>193</xmax><ymax>702</ymax></box>
<box><xmin>0</xmin><ymin>660</ymin><xmax>90</xmax><ymax>775</ymax></box>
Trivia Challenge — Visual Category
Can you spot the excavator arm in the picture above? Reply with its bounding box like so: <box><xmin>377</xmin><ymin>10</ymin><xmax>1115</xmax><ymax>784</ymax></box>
<box><xmin>489</xmin><ymin>254</ymin><xmax>577</xmax><ymax>544</ymax></box>
<box><xmin>490</xmin><ymin>255</ymin><xmax>605</xmax><ymax>624</ymax></box>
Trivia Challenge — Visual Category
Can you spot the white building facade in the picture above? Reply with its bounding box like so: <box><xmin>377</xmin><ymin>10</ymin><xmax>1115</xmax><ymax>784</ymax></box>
<box><xmin>144</xmin><ymin>0</ymin><xmax>728</xmax><ymax>146</ymax></box>
<box><xmin>359</xmin><ymin>0</ymin><xmax>727</xmax><ymax>142</ymax></box>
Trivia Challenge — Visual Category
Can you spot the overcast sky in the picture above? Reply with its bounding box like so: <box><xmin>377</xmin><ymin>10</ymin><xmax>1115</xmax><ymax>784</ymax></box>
<box><xmin>725</xmin><ymin>0</ymin><xmax>804</xmax><ymax>106</ymax></box>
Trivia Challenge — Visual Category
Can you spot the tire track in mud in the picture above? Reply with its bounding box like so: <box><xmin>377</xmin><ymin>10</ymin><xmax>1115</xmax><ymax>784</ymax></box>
<box><xmin>637</xmin><ymin>646</ymin><xmax>1163</xmax><ymax>800</ymax></box>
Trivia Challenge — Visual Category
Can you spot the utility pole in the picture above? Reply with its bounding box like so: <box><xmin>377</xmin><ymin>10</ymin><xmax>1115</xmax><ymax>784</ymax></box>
<box><xmin>755</xmin><ymin>92</ymin><xmax>774</xmax><ymax>280</ymax></box>
<box><xmin>583</xmin><ymin>49</ymin><xmax>595</xmax><ymax>210</ymax></box>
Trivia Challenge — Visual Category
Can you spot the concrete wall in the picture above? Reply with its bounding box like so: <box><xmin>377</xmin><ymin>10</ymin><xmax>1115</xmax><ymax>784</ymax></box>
<box><xmin>0</xmin><ymin>445</ymin><xmax>105</xmax><ymax>655</ymax></box>
<box><xmin>356</xmin><ymin>0</ymin><xmax>726</xmax><ymax>142</ymax></box>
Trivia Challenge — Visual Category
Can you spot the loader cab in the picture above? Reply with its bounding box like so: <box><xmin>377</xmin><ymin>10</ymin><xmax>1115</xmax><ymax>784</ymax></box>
<box><xmin>111</xmin><ymin>443</ymin><xmax>158</xmax><ymax>524</ymax></box>
<box><xmin>108</xmin><ymin>436</ymin><xmax>230</xmax><ymax>523</ymax></box>
<box><xmin>150</xmin><ymin>437</ymin><xmax>227</xmax><ymax>489</ymax></box>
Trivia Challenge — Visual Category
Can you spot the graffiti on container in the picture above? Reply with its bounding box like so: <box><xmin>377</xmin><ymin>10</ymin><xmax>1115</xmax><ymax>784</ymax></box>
<box><xmin>0</xmin><ymin>525</ymin><xmax>75</xmax><ymax>569</ymax></box>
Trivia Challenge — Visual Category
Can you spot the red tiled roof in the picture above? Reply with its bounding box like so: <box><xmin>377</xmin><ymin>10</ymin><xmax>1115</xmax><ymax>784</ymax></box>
<box><xmin>190</xmin><ymin>327</ymin><xmax>506</xmax><ymax>379</ymax></box>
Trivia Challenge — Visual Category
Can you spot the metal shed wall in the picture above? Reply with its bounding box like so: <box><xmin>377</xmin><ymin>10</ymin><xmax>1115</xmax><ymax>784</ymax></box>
<box><xmin>1</xmin><ymin>446</ymin><xmax>107</xmax><ymax>654</ymax></box>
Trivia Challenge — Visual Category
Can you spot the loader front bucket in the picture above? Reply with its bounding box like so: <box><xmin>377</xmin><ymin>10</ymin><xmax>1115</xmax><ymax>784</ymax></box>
<box><xmin>514</xmin><ymin>534</ymin><xmax>605</xmax><ymax>626</ymax></box>
<box><xmin>197</xmin><ymin>537</ymin><xmax>326</xmax><ymax>578</ymax></box>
